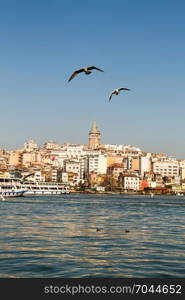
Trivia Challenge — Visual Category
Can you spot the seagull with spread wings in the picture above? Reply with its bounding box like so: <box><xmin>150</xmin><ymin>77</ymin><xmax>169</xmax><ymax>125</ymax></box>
<box><xmin>109</xmin><ymin>88</ymin><xmax>130</xmax><ymax>102</ymax></box>
<box><xmin>68</xmin><ymin>66</ymin><xmax>104</xmax><ymax>82</ymax></box>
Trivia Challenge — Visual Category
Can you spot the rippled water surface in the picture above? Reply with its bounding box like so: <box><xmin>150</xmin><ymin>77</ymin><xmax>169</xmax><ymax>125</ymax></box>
<box><xmin>0</xmin><ymin>194</ymin><xmax>185</xmax><ymax>277</ymax></box>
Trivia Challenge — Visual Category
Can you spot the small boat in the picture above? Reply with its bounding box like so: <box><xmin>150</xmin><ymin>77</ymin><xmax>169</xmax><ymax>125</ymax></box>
<box><xmin>176</xmin><ymin>192</ymin><xmax>184</xmax><ymax>196</ymax></box>
<box><xmin>0</xmin><ymin>178</ymin><xmax>27</xmax><ymax>199</ymax></box>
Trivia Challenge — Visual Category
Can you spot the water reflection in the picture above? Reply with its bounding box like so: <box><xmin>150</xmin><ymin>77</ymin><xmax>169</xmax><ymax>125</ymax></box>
<box><xmin>0</xmin><ymin>195</ymin><xmax>185</xmax><ymax>277</ymax></box>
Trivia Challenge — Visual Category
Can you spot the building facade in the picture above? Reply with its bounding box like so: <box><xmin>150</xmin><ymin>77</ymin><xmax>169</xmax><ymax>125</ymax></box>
<box><xmin>122</xmin><ymin>175</ymin><xmax>140</xmax><ymax>191</ymax></box>
<box><xmin>24</xmin><ymin>139</ymin><xmax>38</xmax><ymax>152</ymax></box>
<box><xmin>153</xmin><ymin>160</ymin><xmax>179</xmax><ymax>177</ymax></box>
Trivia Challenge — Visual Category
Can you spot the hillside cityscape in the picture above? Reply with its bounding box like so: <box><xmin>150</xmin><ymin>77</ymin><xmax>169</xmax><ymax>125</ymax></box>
<box><xmin>0</xmin><ymin>121</ymin><xmax>185</xmax><ymax>194</ymax></box>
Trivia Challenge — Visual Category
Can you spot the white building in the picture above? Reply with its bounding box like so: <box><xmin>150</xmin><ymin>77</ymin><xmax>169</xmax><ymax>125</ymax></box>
<box><xmin>179</xmin><ymin>160</ymin><xmax>185</xmax><ymax>181</ymax></box>
<box><xmin>88</xmin><ymin>154</ymin><xmax>107</xmax><ymax>174</ymax></box>
<box><xmin>153</xmin><ymin>161</ymin><xmax>179</xmax><ymax>177</ymax></box>
<box><xmin>50</xmin><ymin>150</ymin><xmax>68</xmax><ymax>168</ymax></box>
<box><xmin>61</xmin><ymin>172</ymin><xmax>68</xmax><ymax>183</ymax></box>
<box><xmin>139</xmin><ymin>155</ymin><xmax>152</xmax><ymax>176</ymax></box>
<box><xmin>104</xmin><ymin>144</ymin><xmax>124</xmax><ymax>151</ymax></box>
<box><xmin>28</xmin><ymin>171</ymin><xmax>45</xmax><ymax>182</ymax></box>
<box><xmin>63</xmin><ymin>160</ymin><xmax>80</xmax><ymax>182</ymax></box>
<box><xmin>24</xmin><ymin>139</ymin><xmax>38</xmax><ymax>152</ymax></box>
<box><xmin>50</xmin><ymin>145</ymin><xmax>85</xmax><ymax>166</ymax></box>
<box><xmin>44</xmin><ymin>141</ymin><xmax>61</xmax><ymax>150</ymax></box>
<box><xmin>123</xmin><ymin>145</ymin><xmax>142</xmax><ymax>155</ymax></box>
<box><xmin>123</xmin><ymin>175</ymin><xmax>140</xmax><ymax>190</ymax></box>
<box><xmin>181</xmin><ymin>168</ymin><xmax>185</xmax><ymax>181</ymax></box>
<box><xmin>64</xmin><ymin>159</ymin><xmax>80</xmax><ymax>173</ymax></box>
<box><xmin>66</xmin><ymin>144</ymin><xmax>85</xmax><ymax>159</ymax></box>
<box><xmin>179</xmin><ymin>160</ymin><xmax>185</xmax><ymax>168</ymax></box>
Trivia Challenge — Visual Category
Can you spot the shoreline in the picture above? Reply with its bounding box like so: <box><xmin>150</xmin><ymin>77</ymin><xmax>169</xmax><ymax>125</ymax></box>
<box><xmin>70</xmin><ymin>190</ymin><xmax>184</xmax><ymax>196</ymax></box>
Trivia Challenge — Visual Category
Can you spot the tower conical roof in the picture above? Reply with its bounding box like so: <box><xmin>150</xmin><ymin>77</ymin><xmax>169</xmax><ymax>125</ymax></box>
<box><xmin>89</xmin><ymin>121</ymin><xmax>100</xmax><ymax>133</ymax></box>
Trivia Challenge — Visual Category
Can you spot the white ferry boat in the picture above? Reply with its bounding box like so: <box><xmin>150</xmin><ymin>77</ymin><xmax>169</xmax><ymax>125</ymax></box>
<box><xmin>22</xmin><ymin>181</ymin><xmax>70</xmax><ymax>195</ymax></box>
<box><xmin>0</xmin><ymin>178</ymin><xmax>27</xmax><ymax>199</ymax></box>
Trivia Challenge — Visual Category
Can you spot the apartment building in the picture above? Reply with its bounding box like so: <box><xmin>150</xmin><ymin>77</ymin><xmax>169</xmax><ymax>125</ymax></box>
<box><xmin>153</xmin><ymin>161</ymin><xmax>179</xmax><ymax>177</ymax></box>
<box><xmin>121</xmin><ymin>174</ymin><xmax>140</xmax><ymax>190</ymax></box>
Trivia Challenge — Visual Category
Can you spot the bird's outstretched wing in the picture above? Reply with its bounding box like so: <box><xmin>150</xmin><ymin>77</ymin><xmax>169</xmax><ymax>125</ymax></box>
<box><xmin>119</xmin><ymin>88</ymin><xmax>130</xmax><ymax>91</ymax></box>
<box><xmin>68</xmin><ymin>68</ymin><xmax>84</xmax><ymax>82</ymax></box>
<box><xmin>109</xmin><ymin>91</ymin><xmax>115</xmax><ymax>102</ymax></box>
<box><xmin>88</xmin><ymin>66</ymin><xmax>104</xmax><ymax>72</ymax></box>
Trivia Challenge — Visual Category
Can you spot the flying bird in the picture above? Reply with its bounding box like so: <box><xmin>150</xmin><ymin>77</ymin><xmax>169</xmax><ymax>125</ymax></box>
<box><xmin>68</xmin><ymin>66</ymin><xmax>104</xmax><ymax>82</ymax></box>
<box><xmin>109</xmin><ymin>88</ymin><xmax>130</xmax><ymax>102</ymax></box>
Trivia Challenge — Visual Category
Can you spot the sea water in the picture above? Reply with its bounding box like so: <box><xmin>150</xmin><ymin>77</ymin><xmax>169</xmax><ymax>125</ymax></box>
<box><xmin>0</xmin><ymin>194</ymin><xmax>185</xmax><ymax>278</ymax></box>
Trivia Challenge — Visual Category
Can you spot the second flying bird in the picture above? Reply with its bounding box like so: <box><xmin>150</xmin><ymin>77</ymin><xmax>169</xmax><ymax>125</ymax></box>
<box><xmin>109</xmin><ymin>88</ymin><xmax>130</xmax><ymax>102</ymax></box>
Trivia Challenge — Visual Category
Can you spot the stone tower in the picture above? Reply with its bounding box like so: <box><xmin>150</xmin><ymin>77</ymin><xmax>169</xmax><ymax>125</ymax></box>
<box><xmin>88</xmin><ymin>121</ymin><xmax>101</xmax><ymax>149</ymax></box>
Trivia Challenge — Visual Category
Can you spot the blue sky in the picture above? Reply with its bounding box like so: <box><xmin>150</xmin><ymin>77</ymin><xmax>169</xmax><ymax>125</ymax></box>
<box><xmin>0</xmin><ymin>0</ymin><xmax>185</xmax><ymax>158</ymax></box>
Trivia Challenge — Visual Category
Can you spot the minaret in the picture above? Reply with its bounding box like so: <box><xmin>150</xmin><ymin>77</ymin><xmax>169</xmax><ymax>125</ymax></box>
<box><xmin>88</xmin><ymin>121</ymin><xmax>101</xmax><ymax>149</ymax></box>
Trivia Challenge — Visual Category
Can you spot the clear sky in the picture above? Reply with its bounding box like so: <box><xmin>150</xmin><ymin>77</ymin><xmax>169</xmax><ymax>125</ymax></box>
<box><xmin>0</xmin><ymin>0</ymin><xmax>185</xmax><ymax>158</ymax></box>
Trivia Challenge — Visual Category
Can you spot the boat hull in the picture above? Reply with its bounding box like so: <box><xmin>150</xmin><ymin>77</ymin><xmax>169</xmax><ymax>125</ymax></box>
<box><xmin>0</xmin><ymin>190</ymin><xmax>27</xmax><ymax>198</ymax></box>
<box><xmin>25</xmin><ymin>190</ymin><xmax>70</xmax><ymax>195</ymax></box>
